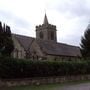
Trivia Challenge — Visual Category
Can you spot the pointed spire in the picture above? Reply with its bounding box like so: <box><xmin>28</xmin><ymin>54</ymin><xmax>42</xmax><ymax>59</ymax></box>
<box><xmin>43</xmin><ymin>13</ymin><xmax>49</xmax><ymax>25</ymax></box>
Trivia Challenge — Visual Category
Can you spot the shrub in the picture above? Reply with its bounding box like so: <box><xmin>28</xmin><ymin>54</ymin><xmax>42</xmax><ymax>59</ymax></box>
<box><xmin>0</xmin><ymin>57</ymin><xmax>90</xmax><ymax>79</ymax></box>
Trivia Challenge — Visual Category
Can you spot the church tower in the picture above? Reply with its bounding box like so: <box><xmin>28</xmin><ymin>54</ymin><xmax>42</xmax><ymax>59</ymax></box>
<box><xmin>36</xmin><ymin>14</ymin><xmax>57</xmax><ymax>42</ymax></box>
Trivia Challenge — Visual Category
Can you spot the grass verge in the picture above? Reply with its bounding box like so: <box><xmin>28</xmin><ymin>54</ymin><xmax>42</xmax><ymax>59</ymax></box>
<box><xmin>0</xmin><ymin>80</ymin><xmax>90</xmax><ymax>90</ymax></box>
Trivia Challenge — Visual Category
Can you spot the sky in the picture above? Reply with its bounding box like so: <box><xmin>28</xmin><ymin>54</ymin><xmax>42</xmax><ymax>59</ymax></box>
<box><xmin>0</xmin><ymin>0</ymin><xmax>90</xmax><ymax>46</ymax></box>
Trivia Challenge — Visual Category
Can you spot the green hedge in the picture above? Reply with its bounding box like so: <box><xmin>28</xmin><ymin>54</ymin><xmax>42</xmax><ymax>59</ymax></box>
<box><xmin>0</xmin><ymin>57</ymin><xmax>90</xmax><ymax>79</ymax></box>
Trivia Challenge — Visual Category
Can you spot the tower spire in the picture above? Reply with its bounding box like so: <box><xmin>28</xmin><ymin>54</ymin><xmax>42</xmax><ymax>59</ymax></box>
<box><xmin>43</xmin><ymin>13</ymin><xmax>49</xmax><ymax>25</ymax></box>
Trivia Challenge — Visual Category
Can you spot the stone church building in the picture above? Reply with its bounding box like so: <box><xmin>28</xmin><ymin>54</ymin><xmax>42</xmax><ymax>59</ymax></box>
<box><xmin>12</xmin><ymin>14</ymin><xmax>81</xmax><ymax>60</ymax></box>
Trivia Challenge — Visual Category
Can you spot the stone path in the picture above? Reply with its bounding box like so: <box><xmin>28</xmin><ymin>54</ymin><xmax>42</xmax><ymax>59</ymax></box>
<box><xmin>56</xmin><ymin>83</ymin><xmax>90</xmax><ymax>90</ymax></box>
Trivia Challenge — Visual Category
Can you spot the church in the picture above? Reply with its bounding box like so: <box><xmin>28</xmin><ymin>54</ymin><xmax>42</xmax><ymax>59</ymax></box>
<box><xmin>12</xmin><ymin>14</ymin><xmax>81</xmax><ymax>60</ymax></box>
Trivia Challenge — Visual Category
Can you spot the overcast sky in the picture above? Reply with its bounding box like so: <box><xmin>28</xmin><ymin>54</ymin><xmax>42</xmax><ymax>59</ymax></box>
<box><xmin>0</xmin><ymin>0</ymin><xmax>90</xmax><ymax>46</ymax></box>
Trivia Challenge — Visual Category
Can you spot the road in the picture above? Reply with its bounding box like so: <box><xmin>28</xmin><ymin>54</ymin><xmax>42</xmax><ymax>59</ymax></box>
<box><xmin>0</xmin><ymin>82</ymin><xmax>90</xmax><ymax>90</ymax></box>
<box><xmin>57</xmin><ymin>83</ymin><xmax>90</xmax><ymax>90</ymax></box>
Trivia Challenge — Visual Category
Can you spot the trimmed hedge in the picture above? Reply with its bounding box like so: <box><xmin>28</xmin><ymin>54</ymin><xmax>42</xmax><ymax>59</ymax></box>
<box><xmin>0</xmin><ymin>57</ymin><xmax>90</xmax><ymax>79</ymax></box>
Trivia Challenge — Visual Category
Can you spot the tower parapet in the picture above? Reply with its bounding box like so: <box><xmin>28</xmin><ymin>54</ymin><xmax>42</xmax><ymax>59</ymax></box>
<box><xmin>36</xmin><ymin>14</ymin><xmax>57</xmax><ymax>42</ymax></box>
<box><xmin>36</xmin><ymin>24</ymin><xmax>56</xmax><ymax>31</ymax></box>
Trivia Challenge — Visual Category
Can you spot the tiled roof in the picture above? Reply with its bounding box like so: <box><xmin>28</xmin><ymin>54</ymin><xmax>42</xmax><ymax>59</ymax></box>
<box><xmin>13</xmin><ymin>34</ymin><xmax>34</xmax><ymax>50</ymax></box>
<box><xmin>36</xmin><ymin>39</ymin><xmax>81</xmax><ymax>57</ymax></box>
<box><xmin>13</xmin><ymin>34</ymin><xmax>81</xmax><ymax>57</ymax></box>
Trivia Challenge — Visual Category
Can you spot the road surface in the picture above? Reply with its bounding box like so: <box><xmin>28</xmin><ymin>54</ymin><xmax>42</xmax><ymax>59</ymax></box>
<box><xmin>57</xmin><ymin>83</ymin><xmax>90</xmax><ymax>90</ymax></box>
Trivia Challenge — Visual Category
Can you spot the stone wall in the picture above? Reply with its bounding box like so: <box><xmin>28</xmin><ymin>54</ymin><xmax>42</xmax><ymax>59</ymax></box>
<box><xmin>0</xmin><ymin>75</ymin><xmax>90</xmax><ymax>87</ymax></box>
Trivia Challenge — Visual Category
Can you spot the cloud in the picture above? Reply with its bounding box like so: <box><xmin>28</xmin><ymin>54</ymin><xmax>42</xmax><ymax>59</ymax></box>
<box><xmin>46</xmin><ymin>0</ymin><xmax>90</xmax><ymax>46</ymax></box>
<box><xmin>13</xmin><ymin>17</ymin><xmax>30</xmax><ymax>29</ymax></box>
<box><xmin>53</xmin><ymin>0</ymin><xmax>90</xmax><ymax>18</ymax></box>
<box><xmin>0</xmin><ymin>10</ymin><xmax>31</xmax><ymax>33</ymax></box>
<box><xmin>0</xmin><ymin>0</ymin><xmax>90</xmax><ymax>46</ymax></box>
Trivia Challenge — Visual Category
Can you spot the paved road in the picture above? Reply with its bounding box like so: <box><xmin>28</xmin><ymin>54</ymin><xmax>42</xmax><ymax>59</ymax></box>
<box><xmin>56</xmin><ymin>83</ymin><xmax>90</xmax><ymax>90</ymax></box>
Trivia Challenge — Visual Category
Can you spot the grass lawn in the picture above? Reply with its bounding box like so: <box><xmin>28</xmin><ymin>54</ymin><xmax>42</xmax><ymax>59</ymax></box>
<box><xmin>0</xmin><ymin>80</ymin><xmax>90</xmax><ymax>90</ymax></box>
<box><xmin>0</xmin><ymin>84</ymin><xmax>62</xmax><ymax>90</ymax></box>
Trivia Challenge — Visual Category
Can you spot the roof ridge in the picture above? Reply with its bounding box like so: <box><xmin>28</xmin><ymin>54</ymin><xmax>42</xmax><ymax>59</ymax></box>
<box><xmin>57</xmin><ymin>42</ymin><xmax>79</xmax><ymax>48</ymax></box>
<box><xmin>12</xmin><ymin>33</ymin><xmax>35</xmax><ymax>39</ymax></box>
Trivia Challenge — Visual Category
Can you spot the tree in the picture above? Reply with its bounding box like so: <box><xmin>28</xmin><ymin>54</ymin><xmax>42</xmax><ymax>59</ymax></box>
<box><xmin>0</xmin><ymin>22</ymin><xmax>14</xmax><ymax>56</ymax></box>
<box><xmin>0</xmin><ymin>22</ymin><xmax>4</xmax><ymax>53</ymax></box>
<box><xmin>5</xmin><ymin>25</ymin><xmax>11</xmax><ymax>37</ymax></box>
<box><xmin>80</xmin><ymin>25</ymin><xmax>90</xmax><ymax>57</ymax></box>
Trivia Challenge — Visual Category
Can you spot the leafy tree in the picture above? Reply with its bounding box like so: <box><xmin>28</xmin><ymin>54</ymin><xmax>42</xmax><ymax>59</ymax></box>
<box><xmin>80</xmin><ymin>25</ymin><xmax>90</xmax><ymax>57</ymax></box>
<box><xmin>5</xmin><ymin>25</ymin><xmax>11</xmax><ymax>37</ymax></box>
<box><xmin>0</xmin><ymin>22</ymin><xmax>14</xmax><ymax>56</ymax></box>
<box><xmin>0</xmin><ymin>22</ymin><xmax>4</xmax><ymax>54</ymax></box>
<box><xmin>0</xmin><ymin>22</ymin><xmax>3</xmax><ymax>33</ymax></box>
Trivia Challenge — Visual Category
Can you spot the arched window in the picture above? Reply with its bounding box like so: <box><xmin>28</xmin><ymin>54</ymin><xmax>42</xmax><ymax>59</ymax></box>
<box><xmin>51</xmin><ymin>31</ymin><xmax>54</xmax><ymax>40</ymax></box>
<box><xmin>39</xmin><ymin>32</ymin><xmax>43</xmax><ymax>39</ymax></box>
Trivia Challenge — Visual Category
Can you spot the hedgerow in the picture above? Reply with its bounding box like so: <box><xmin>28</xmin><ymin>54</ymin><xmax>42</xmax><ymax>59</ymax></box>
<box><xmin>0</xmin><ymin>56</ymin><xmax>90</xmax><ymax>79</ymax></box>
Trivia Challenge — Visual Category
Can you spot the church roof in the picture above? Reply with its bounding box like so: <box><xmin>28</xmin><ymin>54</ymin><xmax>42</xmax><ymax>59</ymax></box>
<box><xmin>13</xmin><ymin>34</ymin><xmax>81</xmax><ymax>57</ymax></box>
<box><xmin>36</xmin><ymin>39</ymin><xmax>81</xmax><ymax>57</ymax></box>
<box><xmin>13</xmin><ymin>34</ymin><xmax>34</xmax><ymax>50</ymax></box>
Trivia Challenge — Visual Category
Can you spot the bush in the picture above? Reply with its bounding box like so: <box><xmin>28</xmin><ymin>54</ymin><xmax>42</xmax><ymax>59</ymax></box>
<box><xmin>0</xmin><ymin>57</ymin><xmax>90</xmax><ymax>79</ymax></box>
